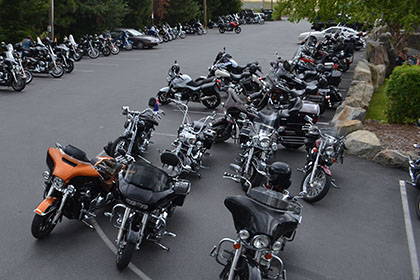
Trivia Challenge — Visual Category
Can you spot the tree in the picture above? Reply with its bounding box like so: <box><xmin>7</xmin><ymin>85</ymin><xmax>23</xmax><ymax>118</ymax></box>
<box><xmin>279</xmin><ymin>0</ymin><xmax>420</xmax><ymax>52</ymax></box>
<box><xmin>164</xmin><ymin>0</ymin><xmax>200</xmax><ymax>25</ymax></box>
<box><xmin>123</xmin><ymin>0</ymin><xmax>153</xmax><ymax>29</ymax></box>
<box><xmin>153</xmin><ymin>0</ymin><xmax>170</xmax><ymax>23</ymax></box>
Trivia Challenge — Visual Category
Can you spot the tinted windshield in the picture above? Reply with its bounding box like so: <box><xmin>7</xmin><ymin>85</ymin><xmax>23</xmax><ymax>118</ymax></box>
<box><xmin>124</xmin><ymin>163</ymin><xmax>170</xmax><ymax>192</ymax></box>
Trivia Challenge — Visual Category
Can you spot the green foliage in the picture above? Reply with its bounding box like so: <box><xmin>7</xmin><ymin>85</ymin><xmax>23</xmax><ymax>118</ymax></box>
<box><xmin>272</xmin><ymin>1</ymin><xmax>286</xmax><ymax>20</ymax></box>
<box><xmin>281</xmin><ymin>0</ymin><xmax>420</xmax><ymax>51</ymax></box>
<box><xmin>165</xmin><ymin>0</ymin><xmax>200</xmax><ymax>25</ymax></box>
<box><xmin>386</xmin><ymin>65</ymin><xmax>420</xmax><ymax>123</ymax></box>
<box><xmin>123</xmin><ymin>0</ymin><xmax>152</xmax><ymax>29</ymax></box>
<box><xmin>366</xmin><ymin>82</ymin><xmax>388</xmax><ymax>122</ymax></box>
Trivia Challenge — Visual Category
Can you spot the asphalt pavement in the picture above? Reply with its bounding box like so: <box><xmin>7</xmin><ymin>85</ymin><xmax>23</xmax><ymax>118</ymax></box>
<box><xmin>0</xmin><ymin>20</ymin><xmax>418</xmax><ymax>280</ymax></box>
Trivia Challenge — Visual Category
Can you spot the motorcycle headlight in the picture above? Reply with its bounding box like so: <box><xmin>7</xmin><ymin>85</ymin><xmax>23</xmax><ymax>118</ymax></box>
<box><xmin>325</xmin><ymin>146</ymin><xmax>334</xmax><ymax>156</ymax></box>
<box><xmin>259</xmin><ymin>136</ymin><xmax>271</xmax><ymax>149</ymax></box>
<box><xmin>42</xmin><ymin>171</ymin><xmax>50</xmax><ymax>181</ymax></box>
<box><xmin>272</xmin><ymin>241</ymin><xmax>283</xmax><ymax>251</ymax></box>
<box><xmin>53</xmin><ymin>177</ymin><xmax>65</xmax><ymax>190</ymax></box>
<box><xmin>187</xmin><ymin>134</ymin><xmax>196</xmax><ymax>145</ymax></box>
<box><xmin>252</xmin><ymin>235</ymin><xmax>270</xmax><ymax>249</ymax></box>
<box><xmin>239</xmin><ymin>230</ymin><xmax>250</xmax><ymax>240</ymax></box>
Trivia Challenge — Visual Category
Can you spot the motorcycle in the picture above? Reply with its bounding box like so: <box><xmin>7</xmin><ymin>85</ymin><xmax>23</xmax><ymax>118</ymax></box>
<box><xmin>218</xmin><ymin>17</ymin><xmax>242</xmax><ymax>34</ymax></box>
<box><xmin>64</xmin><ymin>35</ymin><xmax>83</xmax><ymax>61</ymax></box>
<box><xmin>54</xmin><ymin>43</ymin><xmax>75</xmax><ymax>73</ymax></box>
<box><xmin>299</xmin><ymin>115</ymin><xmax>345</xmax><ymax>202</ymax></box>
<box><xmin>104</xmin><ymin>98</ymin><xmax>164</xmax><ymax>160</ymax></box>
<box><xmin>2</xmin><ymin>42</ymin><xmax>32</xmax><ymax>85</ymax></box>
<box><xmin>105</xmin><ymin>161</ymin><xmax>190</xmax><ymax>270</ymax></box>
<box><xmin>0</xmin><ymin>54</ymin><xmax>26</xmax><ymax>91</ymax></box>
<box><xmin>211</xmin><ymin>87</ymin><xmax>319</xmax><ymax>150</ymax></box>
<box><xmin>160</xmin><ymin>96</ymin><xmax>217</xmax><ymax>177</ymax></box>
<box><xmin>93</xmin><ymin>34</ymin><xmax>111</xmax><ymax>56</ymax></box>
<box><xmin>157</xmin><ymin>61</ymin><xmax>223</xmax><ymax>109</ymax></box>
<box><xmin>210</xmin><ymin>170</ymin><xmax>306</xmax><ymax>280</ymax></box>
<box><xmin>407</xmin><ymin>119</ymin><xmax>420</xmax><ymax>218</ymax></box>
<box><xmin>31</xmin><ymin>143</ymin><xmax>123</xmax><ymax>239</ymax></box>
<box><xmin>78</xmin><ymin>35</ymin><xmax>100</xmax><ymax>59</ymax></box>
<box><xmin>21</xmin><ymin>37</ymin><xmax>65</xmax><ymax>78</ymax></box>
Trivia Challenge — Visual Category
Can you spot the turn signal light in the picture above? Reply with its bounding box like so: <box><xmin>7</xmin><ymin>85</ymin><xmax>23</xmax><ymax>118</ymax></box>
<box><xmin>313</xmin><ymin>148</ymin><xmax>318</xmax><ymax>153</ymax></box>
<box><xmin>334</xmin><ymin>64</ymin><xmax>338</xmax><ymax>69</ymax></box>
<box><xmin>233</xmin><ymin>243</ymin><xmax>241</xmax><ymax>250</ymax></box>
<box><xmin>333</xmin><ymin>158</ymin><xmax>337</xmax><ymax>163</ymax></box>
<box><xmin>265</xmin><ymin>253</ymin><xmax>272</xmax><ymax>260</ymax></box>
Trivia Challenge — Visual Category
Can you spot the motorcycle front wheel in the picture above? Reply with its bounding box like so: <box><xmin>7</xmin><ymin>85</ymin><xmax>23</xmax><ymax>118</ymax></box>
<box><xmin>11</xmin><ymin>76</ymin><xmax>26</xmax><ymax>91</ymax></box>
<box><xmin>219</xmin><ymin>27</ymin><xmax>225</xmax><ymax>34</ymax></box>
<box><xmin>50</xmin><ymin>65</ymin><xmax>65</xmax><ymax>78</ymax></box>
<box><xmin>24</xmin><ymin>70</ymin><xmax>33</xmax><ymax>84</ymax></box>
<box><xmin>157</xmin><ymin>91</ymin><xmax>171</xmax><ymax>105</ymax></box>
<box><xmin>111</xmin><ymin>46</ymin><xmax>120</xmax><ymax>55</ymax></box>
<box><xmin>116</xmin><ymin>236</ymin><xmax>136</xmax><ymax>270</ymax></box>
<box><xmin>301</xmin><ymin>168</ymin><xmax>331</xmax><ymax>203</ymax></box>
<box><xmin>201</xmin><ymin>93</ymin><xmax>221</xmax><ymax>109</ymax></box>
<box><xmin>31</xmin><ymin>205</ymin><xmax>58</xmax><ymax>239</ymax></box>
<box><xmin>87</xmin><ymin>48</ymin><xmax>100</xmax><ymax>59</ymax></box>
<box><xmin>102</xmin><ymin>46</ymin><xmax>111</xmax><ymax>56</ymax></box>
<box><xmin>64</xmin><ymin>60</ymin><xmax>74</xmax><ymax>73</ymax></box>
<box><xmin>110</xmin><ymin>136</ymin><xmax>131</xmax><ymax>158</ymax></box>
<box><xmin>179</xmin><ymin>32</ymin><xmax>186</xmax><ymax>39</ymax></box>
<box><xmin>234</xmin><ymin>27</ymin><xmax>242</xmax><ymax>34</ymax></box>
<box><xmin>124</xmin><ymin>43</ymin><xmax>133</xmax><ymax>51</ymax></box>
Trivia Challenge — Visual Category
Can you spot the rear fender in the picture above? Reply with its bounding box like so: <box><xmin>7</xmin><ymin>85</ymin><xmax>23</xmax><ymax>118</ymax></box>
<box><xmin>34</xmin><ymin>197</ymin><xmax>58</xmax><ymax>216</ymax></box>
<box><xmin>320</xmin><ymin>165</ymin><xmax>332</xmax><ymax>176</ymax></box>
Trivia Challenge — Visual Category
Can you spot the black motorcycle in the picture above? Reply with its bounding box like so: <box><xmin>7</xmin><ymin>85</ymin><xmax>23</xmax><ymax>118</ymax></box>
<box><xmin>212</xmin><ymin>87</ymin><xmax>319</xmax><ymax>149</ymax></box>
<box><xmin>78</xmin><ymin>35</ymin><xmax>100</xmax><ymax>59</ymax></box>
<box><xmin>157</xmin><ymin>61</ymin><xmax>223</xmax><ymax>109</ymax></box>
<box><xmin>104</xmin><ymin>98</ymin><xmax>164</xmax><ymax>161</ymax></box>
<box><xmin>105</xmin><ymin>161</ymin><xmax>190</xmax><ymax>270</ymax></box>
<box><xmin>21</xmin><ymin>37</ymin><xmax>65</xmax><ymax>78</ymax></box>
<box><xmin>210</xmin><ymin>169</ymin><xmax>305</xmax><ymax>280</ymax></box>
<box><xmin>160</xmin><ymin>97</ymin><xmax>216</xmax><ymax>177</ymax></box>
<box><xmin>54</xmin><ymin>44</ymin><xmax>75</xmax><ymax>73</ymax></box>
<box><xmin>64</xmin><ymin>35</ymin><xmax>83</xmax><ymax>61</ymax></box>
<box><xmin>0</xmin><ymin>55</ymin><xmax>26</xmax><ymax>91</ymax></box>
<box><xmin>407</xmin><ymin>120</ymin><xmax>420</xmax><ymax>218</ymax></box>
<box><xmin>299</xmin><ymin>116</ymin><xmax>345</xmax><ymax>202</ymax></box>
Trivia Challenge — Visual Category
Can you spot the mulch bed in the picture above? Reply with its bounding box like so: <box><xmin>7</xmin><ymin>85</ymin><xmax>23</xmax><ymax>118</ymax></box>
<box><xmin>363</xmin><ymin>121</ymin><xmax>420</xmax><ymax>155</ymax></box>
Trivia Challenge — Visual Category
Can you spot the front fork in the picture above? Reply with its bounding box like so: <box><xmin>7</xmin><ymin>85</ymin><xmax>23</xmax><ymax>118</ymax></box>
<box><xmin>228</xmin><ymin>242</ymin><xmax>243</xmax><ymax>280</ymax></box>
<box><xmin>52</xmin><ymin>186</ymin><xmax>75</xmax><ymax>224</ymax></box>
<box><xmin>307</xmin><ymin>149</ymin><xmax>322</xmax><ymax>190</ymax></box>
<box><xmin>243</xmin><ymin>146</ymin><xmax>255</xmax><ymax>175</ymax></box>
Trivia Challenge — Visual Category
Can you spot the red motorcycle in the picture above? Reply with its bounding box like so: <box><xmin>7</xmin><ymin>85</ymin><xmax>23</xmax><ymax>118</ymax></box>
<box><xmin>218</xmin><ymin>20</ymin><xmax>241</xmax><ymax>34</ymax></box>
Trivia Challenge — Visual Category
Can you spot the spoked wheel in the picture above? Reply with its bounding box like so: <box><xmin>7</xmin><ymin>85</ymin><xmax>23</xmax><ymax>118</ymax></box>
<box><xmin>179</xmin><ymin>32</ymin><xmax>186</xmax><ymax>39</ymax></box>
<box><xmin>31</xmin><ymin>203</ymin><xmax>58</xmax><ymax>239</ymax></box>
<box><xmin>116</xmin><ymin>237</ymin><xmax>136</xmax><ymax>270</ymax></box>
<box><xmin>219</xmin><ymin>27</ymin><xmax>225</xmax><ymax>34</ymax></box>
<box><xmin>111</xmin><ymin>46</ymin><xmax>120</xmax><ymax>55</ymax></box>
<box><xmin>64</xmin><ymin>60</ymin><xmax>74</xmax><ymax>73</ymax></box>
<box><xmin>157</xmin><ymin>91</ymin><xmax>171</xmax><ymax>105</ymax></box>
<box><xmin>234</xmin><ymin>27</ymin><xmax>242</xmax><ymax>34</ymax></box>
<box><xmin>23</xmin><ymin>70</ymin><xmax>33</xmax><ymax>84</ymax></box>
<box><xmin>202</xmin><ymin>93</ymin><xmax>221</xmax><ymax>109</ymax></box>
<box><xmin>110</xmin><ymin>137</ymin><xmax>130</xmax><ymax>158</ymax></box>
<box><xmin>11</xmin><ymin>76</ymin><xmax>26</xmax><ymax>91</ymax></box>
<box><xmin>72</xmin><ymin>52</ymin><xmax>82</xmax><ymax>61</ymax></box>
<box><xmin>87</xmin><ymin>48</ymin><xmax>100</xmax><ymax>59</ymax></box>
<box><xmin>416</xmin><ymin>193</ymin><xmax>420</xmax><ymax>219</ymax></box>
<box><xmin>301</xmin><ymin>168</ymin><xmax>331</xmax><ymax>203</ymax></box>
<box><xmin>50</xmin><ymin>65</ymin><xmax>64</xmax><ymax>78</ymax></box>
<box><xmin>102</xmin><ymin>46</ymin><xmax>111</xmax><ymax>56</ymax></box>
<box><xmin>124</xmin><ymin>43</ymin><xmax>133</xmax><ymax>51</ymax></box>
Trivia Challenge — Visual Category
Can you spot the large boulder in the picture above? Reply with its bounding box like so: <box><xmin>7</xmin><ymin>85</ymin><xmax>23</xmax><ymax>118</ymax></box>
<box><xmin>373</xmin><ymin>149</ymin><xmax>409</xmax><ymax>169</ymax></box>
<box><xmin>345</xmin><ymin>81</ymin><xmax>374</xmax><ymax>109</ymax></box>
<box><xmin>332</xmin><ymin>105</ymin><xmax>367</xmax><ymax>125</ymax></box>
<box><xmin>353</xmin><ymin>60</ymin><xmax>372</xmax><ymax>83</ymax></box>
<box><xmin>336</xmin><ymin>120</ymin><xmax>363</xmax><ymax>137</ymax></box>
<box><xmin>366</xmin><ymin>40</ymin><xmax>389</xmax><ymax>66</ymax></box>
<box><xmin>369</xmin><ymin>63</ymin><xmax>386</xmax><ymax>90</ymax></box>
<box><xmin>378</xmin><ymin>34</ymin><xmax>397</xmax><ymax>76</ymax></box>
<box><xmin>345</xmin><ymin>130</ymin><xmax>382</xmax><ymax>159</ymax></box>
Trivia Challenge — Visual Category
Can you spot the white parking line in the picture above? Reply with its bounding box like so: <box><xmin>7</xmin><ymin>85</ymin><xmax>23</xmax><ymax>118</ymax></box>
<box><xmin>399</xmin><ymin>180</ymin><xmax>420</xmax><ymax>280</ymax></box>
<box><xmin>154</xmin><ymin>132</ymin><xmax>177</xmax><ymax>137</ymax></box>
<box><xmin>77</xmin><ymin>62</ymin><xmax>120</xmax><ymax>67</ymax></box>
<box><xmin>173</xmin><ymin>109</ymin><xmax>223</xmax><ymax>115</ymax></box>
<box><xmin>92</xmin><ymin>150</ymin><xmax>152</xmax><ymax>280</ymax></box>
<box><xmin>74</xmin><ymin>70</ymin><xmax>94</xmax><ymax>73</ymax></box>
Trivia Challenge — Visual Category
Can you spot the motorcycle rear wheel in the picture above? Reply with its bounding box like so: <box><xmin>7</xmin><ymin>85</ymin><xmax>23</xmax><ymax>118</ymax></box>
<box><xmin>31</xmin><ymin>206</ymin><xmax>57</xmax><ymax>239</ymax></box>
<box><xmin>301</xmin><ymin>168</ymin><xmax>331</xmax><ymax>203</ymax></box>
<box><xmin>11</xmin><ymin>76</ymin><xmax>26</xmax><ymax>91</ymax></box>
<box><xmin>110</xmin><ymin>137</ymin><xmax>131</xmax><ymax>158</ymax></box>
<box><xmin>179</xmin><ymin>32</ymin><xmax>186</xmax><ymax>39</ymax></box>
<box><xmin>116</xmin><ymin>239</ymin><xmax>136</xmax><ymax>270</ymax></box>
<box><xmin>202</xmin><ymin>93</ymin><xmax>221</xmax><ymax>109</ymax></box>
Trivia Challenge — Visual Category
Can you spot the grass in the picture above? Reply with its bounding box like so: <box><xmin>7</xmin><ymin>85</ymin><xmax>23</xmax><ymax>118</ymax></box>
<box><xmin>366</xmin><ymin>82</ymin><xmax>388</xmax><ymax>122</ymax></box>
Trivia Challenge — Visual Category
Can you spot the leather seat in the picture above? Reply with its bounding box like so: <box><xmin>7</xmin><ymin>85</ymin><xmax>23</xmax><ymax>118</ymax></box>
<box><xmin>63</xmin><ymin>145</ymin><xmax>90</xmax><ymax>162</ymax></box>
<box><xmin>187</xmin><ymin>78</ymin><xmax>214</xmax><ymax>87</ymax></box>
<box><xmin>230</xmin><ymin>72</ymin><xmax>250</xmax><ymax>81</ymax></box>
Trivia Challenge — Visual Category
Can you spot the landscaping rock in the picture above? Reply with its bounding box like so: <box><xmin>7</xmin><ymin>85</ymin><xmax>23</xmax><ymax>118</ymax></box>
<box><xmin>353</xmin><ymin>60</ymin><xmax>372</xmax><ymax>83</ymax></box>
<box><xmin>378</xmin><ymin>34</ymin><xmax>397</xmax><ymax>76</ymax></box>
<box><xmin>345</xmin><ymin>130</ymin><xmax>382</xmax><ymax>159</ymax></box>
<box><xmin>369</xmin><ymin>63</ymin><xmax>386</xmax><ymax>90</ymax></box>
<box><xmin>407</xmin><ymin>33</ymin><xmax>420</xmax><ymax>51</ymax></box>
<box><xmin>345</xmin><ymin>81</ymin><xmax>374</xmax><ymax>109</ymax></box>
<box><xmin>373</xmin><ymin>149</ymin><xmax>408</xmax><ymax>169</ymax></box>
<box><xmin>336</xmin><ymin>120</ymin><xmax>363</xmax><ymax>137</ymax></box>
<box><xmin>366</xmin><ymin>40</ymin><xmax>389</xmax><ymax>66</ymax></box>
<box><xmin>332</xmin><ymin>105</ymin><xmax>367</xmax><ymax>125</ymax></box>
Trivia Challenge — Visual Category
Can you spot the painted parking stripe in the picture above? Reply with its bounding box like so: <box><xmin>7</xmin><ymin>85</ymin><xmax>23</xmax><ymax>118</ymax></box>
<box><xmin>399</xmin><ymin>180</ymin><xmax>420</xmax><ymax>280</ymax></box>
<box><xmin>74</xmin><ymin>70</ymin><xmax>94</xmax><ymax>73</ymax></box>
<box><xmin>173</xmin><ymin>109</ymin><xmax>223</xmax><ymax>115</ymax></box>
<box><xmin>77</xmin><ymin>62</ymin><xmax>119</xmax><ymax>67</ymax></box>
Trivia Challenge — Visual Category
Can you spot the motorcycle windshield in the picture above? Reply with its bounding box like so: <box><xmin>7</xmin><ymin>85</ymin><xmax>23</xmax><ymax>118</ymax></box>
<box><xmin>69</xmin><ymin>35</ymin><xmax>76</xmax><ymax>45</ymax></box>
<box><xmin>224</xmin><ymin>195</ymin><xmax>299</xmax><ymax>241</ymax></box>
<box><xmin>229</xmin><ymin>58</ymin><xmax>238</xmax><ymax>68</ymax></box>
<box><xmin>5</xmin><ymin>45</ymin><xmax>15</xmax><ymax>62</ymax></box>
<box><xmin>254</xmin><ymin>111</ymin><xmax>280</xmax><ymax>130</ymax></box>
<box><xmin>123</xmin><ymin>162</ymin><xmax>170</xmax><ymax>192</ymax></box>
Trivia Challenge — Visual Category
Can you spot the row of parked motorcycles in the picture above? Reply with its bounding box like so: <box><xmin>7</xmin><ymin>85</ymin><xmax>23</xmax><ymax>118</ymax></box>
<box><xmin>144</xmin><ymin>20</ymin><xmax>206</xmax><ymax>43</ymax></box>
<box><xmin>29</xmin><ymin>30</ymin><xmax>363</xmax><ymax>278</ymax></box>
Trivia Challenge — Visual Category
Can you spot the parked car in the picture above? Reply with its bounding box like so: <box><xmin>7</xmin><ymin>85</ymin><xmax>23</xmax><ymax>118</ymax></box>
<box><xmin>297</xmin><ymin>26</ymin><xmax>359</xmax><ymax>42</ymax></box>
<box><xmin>110</xmin><ymin>28</ymin><xmax>160</xmax><ymax>49</ymax></box>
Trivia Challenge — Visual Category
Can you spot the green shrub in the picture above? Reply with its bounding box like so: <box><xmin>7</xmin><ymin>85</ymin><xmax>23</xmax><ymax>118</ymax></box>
<box><xmin>386</xmin><ymin>65</ymin><xmax>420</xmax><ymax>123</ymax></box>
<box><xmin>272</xmin><ymin>1</ymin><xmax>286</xmax><ymax>20</ymax></box>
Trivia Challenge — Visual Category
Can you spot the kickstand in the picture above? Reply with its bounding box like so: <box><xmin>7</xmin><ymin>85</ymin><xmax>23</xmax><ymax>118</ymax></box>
<box><xmin>331</xmin><ymin>179</ymin><xmax>341</xmax><ymax>189</ymax></box>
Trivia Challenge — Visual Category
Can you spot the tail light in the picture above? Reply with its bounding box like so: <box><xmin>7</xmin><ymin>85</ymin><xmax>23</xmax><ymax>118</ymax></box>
<box><xmin>312</xmin><ymin>117</ymin><xmax>318</xmax><ymax>123</ymax></box>
<box><xmin>216</xmin><ymin>79</ymin><xmax>221</xmax><ymax>89</ymax></box>
<box><xmin>334</xmin><ymin>64</ymin><xmax>338</xmax><ymax>69</ymax></box>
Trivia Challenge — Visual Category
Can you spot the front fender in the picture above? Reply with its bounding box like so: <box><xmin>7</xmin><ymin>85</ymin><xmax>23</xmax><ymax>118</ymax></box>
<box><xmin>210</xmin><ymin>116</ymin><xmax>228</xmax><ymax>127</ymax></box>
<box><xmin>127</xmin><ymin>228</ymin><xmax>140</xmax><ymax>243</ymax></box>
<box><xmin>34</xmin><ymin>197</ymin><xmax>58</xmax><ymax>216</ymax></box>
<box><xmin>320</xmin><ymin>165</ymin><xmax>332</xmax><ymax>176</ymax></box>
<box><xmin>244</xmin><ymin>258</ymin><xmax>263</xmax><ymax>280</ymax></box>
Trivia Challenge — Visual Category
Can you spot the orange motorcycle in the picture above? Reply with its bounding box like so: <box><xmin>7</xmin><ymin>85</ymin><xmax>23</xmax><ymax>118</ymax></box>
<box><xmin>31</xmin><ymin>143</ymin><xmax>122</xmax><ymax>239</ymax></box>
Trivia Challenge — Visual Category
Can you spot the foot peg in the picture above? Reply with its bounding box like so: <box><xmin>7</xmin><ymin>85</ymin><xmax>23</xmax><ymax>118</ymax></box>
<box><xmin>164</xmin><ymin>231</ymin><xmax>176</xmax><ymax>238</ymax></box>
<box><xmin>151</xmin><ymin>240</ymin><xmax>170</xmax><ymax>252</ymax></box>
<box><xmin>82</xmin><ymin>219</ymin><xmax>95</xmax><ymax>229</ymax></box>
<box><xmin>296</xmin><ymin>168</ymin><xmax>305</xmax><ymax>173</ymax></box>
<box><xmin>104</xmin><ymin>212</ymin><xmax>112</xmax><ymax>218</ymax></box>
